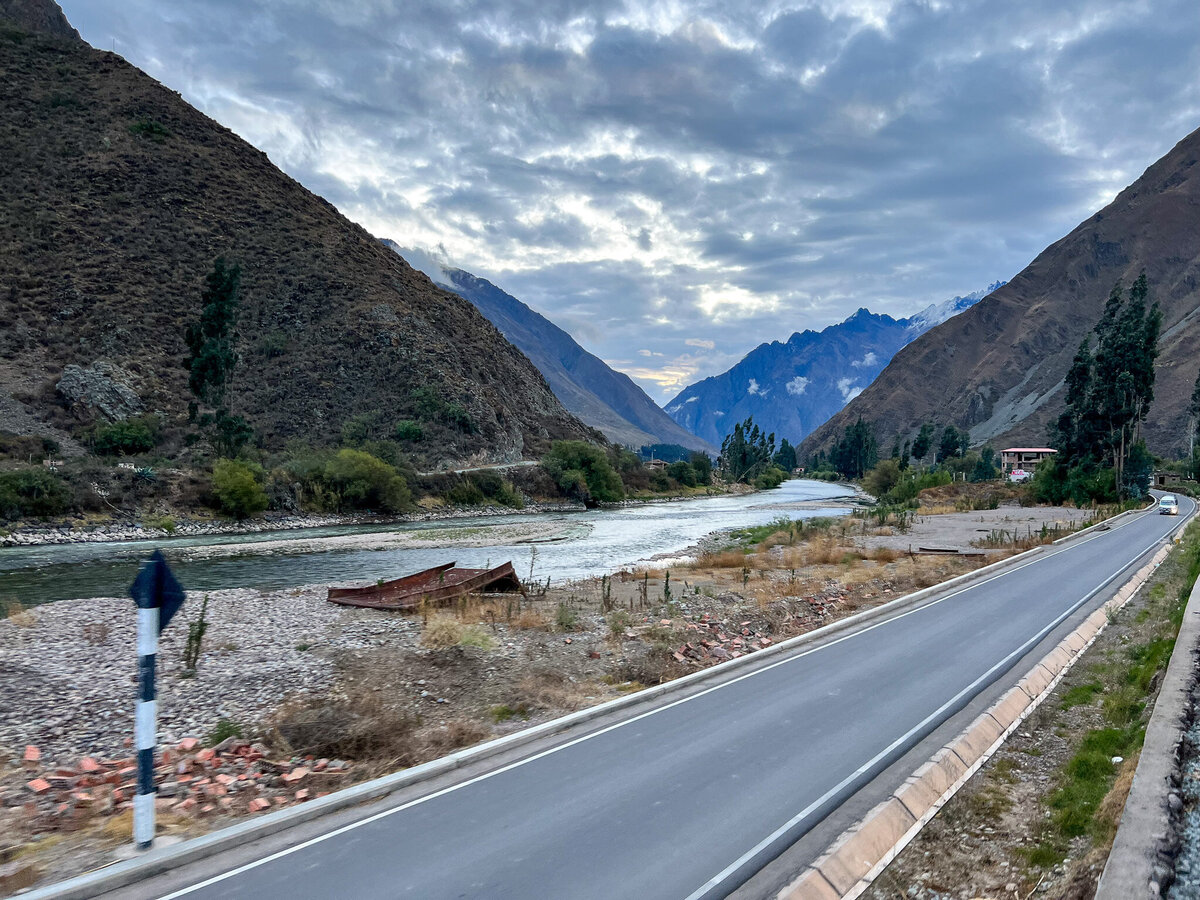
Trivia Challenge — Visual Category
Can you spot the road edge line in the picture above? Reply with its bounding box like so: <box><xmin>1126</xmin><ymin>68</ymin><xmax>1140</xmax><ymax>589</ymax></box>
<box><xmin>777</xmin><ymin>533</ymin><xmax>1177</xmax><ymax>900</ymax></box>
<box><xmin>19</xmin><ymin>509</ymin><xmax>1136</xmax><ymax>900</ymax></box>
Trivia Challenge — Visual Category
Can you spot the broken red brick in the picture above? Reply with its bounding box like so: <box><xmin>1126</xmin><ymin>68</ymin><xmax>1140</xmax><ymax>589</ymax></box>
<box><xmin>178</xmin><ymin>738</ymin><xmax>199</xmax><ymax>752</ymax></box>
<box><xmin>196</xmin><ymin>748</ymin><xmax>216</xmax><ymax>762</ymax></box>
<box><xmin>26</xmin><ymin>779</ymin><xmax>51</xmax><ymax>794</ymax></box>
<box><xmin>247</xmin><ymin>798</ymin><xmax>270</xmax><ymax>812</ymax></box>
<box><xmin>79</xmin><ymin>757</ymin><xmax>102</xmax><ymax>773</ymax></box>
<box><xmin>23</xmin><ymin>746</ymin><xmax>40</xmax><ymax>764</ymax></box>
<box><xmin>215</xmin><ymin>774</ymin><xmax>235</xmax><ymax>786</ymax></box>
<box><xmin>294</xmin><ymin>789</ymin><xmax>309</xmax><ymax>801</ymax></box>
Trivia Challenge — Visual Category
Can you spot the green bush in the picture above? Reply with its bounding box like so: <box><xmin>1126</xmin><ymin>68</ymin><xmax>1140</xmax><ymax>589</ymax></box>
<box><xmin>393</xmin><ymin>420</ymin><xmax>424</xmax><ymax>442</ymax></box>
<box><xmin>410</xmin><ymin>387</ymin><xmax>477</xmax><ymax>433</ymax></box>
<box><xmin>0</xmin><ymin>468</ymin><xmax>72</xmax><ymax>520</ymax></box>
<box><xmin>862</xmin><ymin>459</ymin><xmax>903</xmax><ymax>498</ymax></box>
<box><xmin>753</xmin><ymin>465</ymin><xmax>788</xmax><ymax>490</ymax></box>
<box><xmin>667</xmin><ymin>461</ymin><xmax>697</xmax><ymax>487</ymax></box>
<box><xmin>542</xmin><ymin>441</ymin><xmax>624</xmax><ymax>505</ymax></box>
<box><xmin>212</xmin><ymin>459</ymin><xmax>268</xmax><ymax>518</ymax></box>
<box><xmin>128</xmin><ymin>117</ymin><xmax>171</xmax><ymax>141</ymax></box>
<box><xmin>85</xmin><ymin>416</ymin><xmax>160</xmax><ymax>456</ymax></box>
<box><xmin>880</xmin><ymin>468</ymin><xmax>952</xmax><ymax>505</ymax></box>
<box><xmin>340</xmin><ymin>411</ymin><xmax>384</xmax><ymax>447</ymax></box>
<box><xmin>324</xmin><ymin>448</ymin><xmax>411</xmax><ymax>512</ymax></box>
<box><xmin>445</xmin><ymin>471</ymin><xmax>524</xmax><ymax>509</ymax></box>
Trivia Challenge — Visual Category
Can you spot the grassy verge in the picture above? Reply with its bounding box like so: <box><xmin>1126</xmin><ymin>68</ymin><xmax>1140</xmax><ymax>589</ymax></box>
<box><xmin>1025</xmin><ymin>521</ymin><xmax>1199</xmax><ymax>871</ymax></box>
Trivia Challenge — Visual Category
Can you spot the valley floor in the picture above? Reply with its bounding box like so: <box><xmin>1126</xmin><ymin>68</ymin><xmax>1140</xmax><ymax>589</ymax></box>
<box><xmin>0</xmin><ymin>499</ymin><xmax>1102</xmax><ymax>895</ymax></box>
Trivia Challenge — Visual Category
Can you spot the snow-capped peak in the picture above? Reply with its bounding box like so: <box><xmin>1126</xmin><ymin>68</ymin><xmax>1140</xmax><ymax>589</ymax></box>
<box><xmin>904</xmin><ymin>280</ymin><xmax>1006</xmax><ymax>333</ymax></box>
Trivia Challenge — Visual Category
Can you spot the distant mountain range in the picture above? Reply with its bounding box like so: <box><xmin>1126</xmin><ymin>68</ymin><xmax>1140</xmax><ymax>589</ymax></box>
<box><xmin>804</xmin><ymin>124</ymin><xmax>1200</xmax><ymax>459</ymax></box>
<box><xmin>664</xmin><ymin>285</ymin><xmax>1003</xmax><ymax>448</ymax></box>
<box><xmin>383</xmin><ymin>244</ymin><xmax>712</xmax><ymax>452</ymax></box>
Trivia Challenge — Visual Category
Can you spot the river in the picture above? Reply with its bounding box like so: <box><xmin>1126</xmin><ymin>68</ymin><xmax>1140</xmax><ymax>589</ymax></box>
<box><xmin>0</xmin><ymin>479</ymin><xmax>856</xmax><ymax>604</ymax></box>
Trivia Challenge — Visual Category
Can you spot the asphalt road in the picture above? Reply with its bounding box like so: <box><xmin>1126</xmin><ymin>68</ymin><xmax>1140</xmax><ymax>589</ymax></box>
<box><xmin>157</xmin><ymin>500</ymin><xmax>1191</xmax><ymax>900</ymax></box>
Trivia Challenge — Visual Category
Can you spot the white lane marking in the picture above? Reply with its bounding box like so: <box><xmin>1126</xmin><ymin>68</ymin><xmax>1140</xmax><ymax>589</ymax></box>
<box><xmin>681</xmin><ymin>518</ymin><xmax>1176</xmax><ymax>900</ymax></box>
<box><xmin>161</xmin><ymin>505</ymin><xmax>1181</xmax><ymax>899</ymax></box>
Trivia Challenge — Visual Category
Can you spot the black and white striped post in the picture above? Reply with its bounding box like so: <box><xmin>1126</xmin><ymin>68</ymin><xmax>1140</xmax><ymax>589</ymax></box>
<box><xmin>130</xmin><ymin>550</ymin><xmax>186</xmax><ymax>850</ymax></box>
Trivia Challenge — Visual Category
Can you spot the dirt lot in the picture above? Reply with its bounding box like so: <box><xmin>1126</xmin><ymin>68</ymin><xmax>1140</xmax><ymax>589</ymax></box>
<box><xmin>0</xmin><ymin>497</ymin><xmax>1121</xmax><ymax>894</ymax></box>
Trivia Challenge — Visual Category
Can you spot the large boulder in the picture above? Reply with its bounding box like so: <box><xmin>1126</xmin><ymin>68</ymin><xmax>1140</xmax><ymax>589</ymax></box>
<box><xmin>55</xmin><ymin>362</ymin><xmax>144</xmax><ymax>421</ymax></box>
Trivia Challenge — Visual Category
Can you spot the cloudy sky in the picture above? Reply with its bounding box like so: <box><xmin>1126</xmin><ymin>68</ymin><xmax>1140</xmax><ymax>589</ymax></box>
<box><xmin>61</xmin><ymin>0</ymin><xmax>1200</xmax><ymax>401</ymax></box>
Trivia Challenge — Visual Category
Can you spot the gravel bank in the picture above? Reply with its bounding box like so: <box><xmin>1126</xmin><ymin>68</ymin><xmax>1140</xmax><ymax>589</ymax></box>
<box><xmin>0</xmin><ymin>501</ymin><xmax>586</xmax><ymax>547</ymax></box>
<box><xmin>0</xmin><ymin>587</ymin><xmax>351</xmax><ymax>761</ymax></box>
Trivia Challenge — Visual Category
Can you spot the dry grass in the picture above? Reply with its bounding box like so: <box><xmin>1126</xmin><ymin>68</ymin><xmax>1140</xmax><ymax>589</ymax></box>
<box><xmin>696</xmin><ymin>549</ymin><xmax>747</xmax><ymax>569</ymax></box>
<box><xmin>1094</xmin><ymin>753</ymin><xmax>1139</xmax><ymax>844</ymax></box>
<box><xmin>512</xmin><ymin>670</ymin><xmax>598</xmax><ymax>712</ymax></box>
<box><xmin>270</xmin><ymin>690</ymin><xmax>422</xmax><ymax>765</ymax></box>
<box><xmin>2</xmin><ymin>599</ymin><xmax>36</xmax><ymax>627</ymax></box>
<box><xmin>919</xmin><ymin>504</ymin><xmax>958</xmax><ymax>516</ymax></box>
<box><xmin>97</xmin><ymin>810</ymin><xmax>192</xmax><ymax>844</ymax></box>
<box><xmin>420</xmin><ymin>615</ymin><xmax>464</xmax><ymax>649</ymax></box>
<box><xmin>867</xmin><ymin>546</ymin><xmax>902</xmax><ymax>563</ymax></box>
<box><xmin>510</xmin><ymin>609</ymin><xmax>549</xmax><ymax>630</ymax></box>
<box><xmin>422</xmin><ymin>719</ymin><xmax>489</xmax><ymax>755</ymax></box>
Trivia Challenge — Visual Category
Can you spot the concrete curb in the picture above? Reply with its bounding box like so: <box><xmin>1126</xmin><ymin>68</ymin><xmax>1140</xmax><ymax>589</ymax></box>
<box><xmin>22</xmin><ymin>506</ymin><xmax>1146</xmax><ymax>900</ymax></box>
<box><xmin>1097</xmin><ymin>538</ymin><xmax>1200</xmax><ymax>898</ymax></box>
<box><xmin>777</xmin><ymin>531</ymin><xmax>1178</xmax><ymax>899</ymax></box>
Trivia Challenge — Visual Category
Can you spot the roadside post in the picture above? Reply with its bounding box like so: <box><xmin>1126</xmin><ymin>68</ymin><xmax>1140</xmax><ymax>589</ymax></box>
<box><xmin>129</xmin><ymin>550</ymin><xmax>186</xmax><ymax>850</ymax></box>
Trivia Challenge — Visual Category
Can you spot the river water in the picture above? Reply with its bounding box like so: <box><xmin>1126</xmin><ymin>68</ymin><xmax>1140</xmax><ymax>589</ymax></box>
<box><xmin>0</xmin><ymin>479</ymin><xmax>855</xmax><ymax>604</ymax></box>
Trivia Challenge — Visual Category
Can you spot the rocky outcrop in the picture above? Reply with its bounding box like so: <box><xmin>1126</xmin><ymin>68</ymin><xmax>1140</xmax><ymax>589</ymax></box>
<box><xmin>55</xmin><ymin>363</ymin><xmax>143</xmax><ymax>422</ymax></box>
<box><xmin>0</xmin><ymin>0</ymin><xmax>81</xmax><ymax>42</ymax></box>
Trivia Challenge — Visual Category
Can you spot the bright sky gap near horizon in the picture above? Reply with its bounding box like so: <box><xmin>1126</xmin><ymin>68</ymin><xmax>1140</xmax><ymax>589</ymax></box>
<box><xmin>60</xmin><ymin>0</ymin><xmax>1200</xmax><ymax>402</ymax></box>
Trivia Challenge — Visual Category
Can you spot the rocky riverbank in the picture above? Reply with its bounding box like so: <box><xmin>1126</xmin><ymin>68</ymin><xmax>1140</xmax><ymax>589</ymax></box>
<box><xmin>0</xmin><ymin>501</ymin><xmax>586</xmax><ymax>547</ymax></box>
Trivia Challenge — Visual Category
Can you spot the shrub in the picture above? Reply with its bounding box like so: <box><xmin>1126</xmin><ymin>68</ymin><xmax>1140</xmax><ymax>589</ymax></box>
<box><xmin>128</xmin><ymin>117</ymin><xmax>171</xmax><ymax>141</ymax></box>
<box><xmin>0</xmin><ymin>432</ymin><xmax>54</xmax><ymax>461</ymax></box>
<box><xmin>541</xmin><ymin>441</ymin><xmax>623</xmax><ymax>505</ymax></box>
<box><xmin>667</xmin><ymin>461</ymin><xmax>697</xmax><ymax>487</ymax></box>
<box><xmin>465</xmin><ymin>470</ymin><xmax>523</xmax><ymax>508</ymax></box>
<box><xmin>324</xmin><ymin>448</ymin><xmax>411</xmax><ymax>512</ymax></box>
<box><xmin>0</xmin><ymin>468</ymin><xmax>72</xmax><ymax>520</ymax></box>
<box><xmin>85</xmin><ymin>415</ymin><xmax>160</xmax><ymax>456</ymax></box>
<box><xmin>754</xmin><ymin>465</ymin><xmax>788</xmax><ymax>489</ymax></box>
<box><xmin>393</xmin><ymin>420</ymin><xmax>424</xmax><ymax>441</ymax></box>
<box><xmin>862</xmin><ymin>459</ymin><xmax>903</xmax><ymax>498</ymax></box>
<box><xmin>212</xmin><ymin>459</ymin><xmax>268</xmax><ymax>518</ymax></box>
<box><xmin>340</xmin><ymin>411</ymin><xmax>384</xmax><ymax>447</ymax></box>
<box><xmin>410</xmin><ymin>387</ymin><xmax>476</xmax><ymax>433</ymax></box>
<box><xmin>207</xmin><ymin>718</ymin><xmax>243</xmax><ymax>745</ymax></box>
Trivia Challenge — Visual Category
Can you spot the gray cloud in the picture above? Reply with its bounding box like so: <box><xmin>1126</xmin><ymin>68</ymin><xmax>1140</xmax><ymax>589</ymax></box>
<box><xmin>59</xmin><ymin>0</ymin><xmax>1200</xmax><ymax>400</ymax></box>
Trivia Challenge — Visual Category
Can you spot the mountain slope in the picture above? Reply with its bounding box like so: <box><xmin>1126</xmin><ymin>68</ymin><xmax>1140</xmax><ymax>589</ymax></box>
<box><xmin>803</xmin><ymin>125</ymin><xmax>1200</xmax><ymax>459</ymax></box>
<box><xmin>385</xmin><ymin>244</ymin><xmax>712</xmax><ymax>452</ymax></box>
<box><xmin>666</xmin><ymin>286</ymin><xmax>999</xmax><ymax>447</ymax></box>
<box><xmin>0</xmin><ymin>6</ymin><xmax>593</xmax><ymax>465</ymax></box>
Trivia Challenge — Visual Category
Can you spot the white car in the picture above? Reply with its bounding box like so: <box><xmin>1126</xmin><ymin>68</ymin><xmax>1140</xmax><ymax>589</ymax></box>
<box><xmin>1159</xmin><ymin>495</ymin><xmax>1179</xmax><ymax>515</ymax></box>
